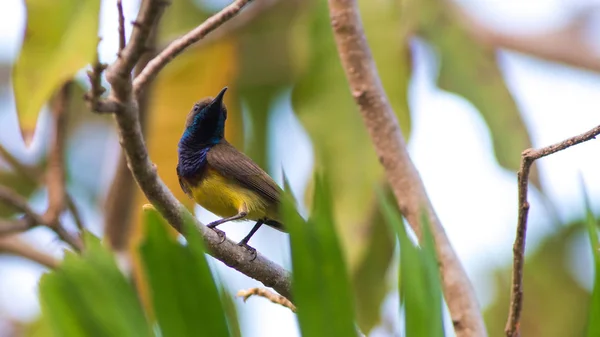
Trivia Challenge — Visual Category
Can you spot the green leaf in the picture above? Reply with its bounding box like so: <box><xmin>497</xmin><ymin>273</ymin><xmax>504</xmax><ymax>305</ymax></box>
<box><xmin>39</xmin><ymin>233</ymin><xmax>152</xmax><ymax>337</ymax></box>
<box><xmin>351</xmin><ymin>186</ymin><xmax>395</xmax><ymax>333</ymax></box>
<box><xmin>378</xmin><ymin>193</ymin><xmax>444</xmax><ymax>337</ymax></box>
<box><xmin>282</xmin><ymin>173</ymin><xmax>358</xmax><ymax>337</ymax></box>
<box><xmin>412</xmin><ymin>0</ymin><xmax>538</xmax><ymax>187</ymax></box>
<box><xmin>139</xmin><ymin>208</ymin><xmax>231</xmax><ymax>337</ymax></box>
<box><xmin>236</xmin><ymin>0</ymin><xmax>301</xmax><ymax>168</ymax></box>
<box><xmin>583</xmin><ymin>185</ymin><xmax>600</xmax><ymax>337</ymax></box>
<box><xmin>13</xmin><ymin>0</ymin><xmax>100</xmax><ymax>144</ymax></box>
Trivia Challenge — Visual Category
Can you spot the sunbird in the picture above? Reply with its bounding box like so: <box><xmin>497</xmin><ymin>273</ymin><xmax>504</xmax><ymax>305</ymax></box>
<box><xmin>176</xmin><ymin>87</ymin><xmax>284</xmax><ymax>256</ymax></box>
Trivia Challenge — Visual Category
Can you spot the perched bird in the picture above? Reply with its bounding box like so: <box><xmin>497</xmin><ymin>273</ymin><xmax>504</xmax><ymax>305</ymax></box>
<box><xmin>176</xmin><ymin>87</ymin><xmax>284</xmax><ymax>256</ymax></box>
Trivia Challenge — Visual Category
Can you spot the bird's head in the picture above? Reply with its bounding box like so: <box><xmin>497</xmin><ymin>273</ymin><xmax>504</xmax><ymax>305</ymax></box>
<box><xmin>181</xmin><ymin>87</ymin><xmax>228</xmax><ymax>145</ymax></box>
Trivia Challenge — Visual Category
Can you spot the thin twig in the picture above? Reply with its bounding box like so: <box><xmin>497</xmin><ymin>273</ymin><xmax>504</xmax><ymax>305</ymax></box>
<box><xmin>65</xmin><ymin>196</ymin><xmax>85</xmax><ymax>235</ymax></box>
<box><xmin>0</xmin><ymin>145</ymin><xmax>40</xmax><ymax>182</ymax></box>
<box><xmin>0</xmin><ymin>185</ymin><xmax>82</xmax><ymax>252</ymax></box>
<box><xmin>84</xmin><ymin>54</ymin><xmax>110</xmax><ymax>111</ymax></box>
<box><xmin>0</xmin><ymin>236</ymin><xmax>59</xmax><ymax>269</ymax></box>
<box><xmin>44</xmin><ymin>81</ymin><xmax>71</xmax><ymax>224</ymax></box>
<box><xmin>505</xmin><ymin>123</ymin><xmax>600</xmax><ymax>337</ymax></box>
<box><xmin>237</xmin><ymin>287</ymin><xmax>296</xmax><ymax>312</ymax></box>
<box><xmin>0</xmin><ymin>217</ymin><xmax>35</xmax><ymax>235</ymax></box>
<box><xmin>0</xmin><ymin>145</ymin><xmax>87</xmax><ymax>235</ymax></box>
<box><xmin>450</xmin><ymin>1</ymin><xmax>600</xmax><ymax>73</ymax></box>
<box><xmin>99</xmin><ymin>0</ymin><xmax>292</xmax><ymax>300</ymax></box>
<box><xmin>326</xmin><ymin>0</ymin><xmax>486</xmax><ymax>336</ymax></box>
<box><xmin>106</xmin><ymin>0</ymin><xmax>168</xmax><ymax>102</ymax></box>
<box><xmin>117</xmin><ymin>0</ymin><xmax>126</xmax><ymax>54</ymax></box>
<box><xmin>132</xmin><ymin>0</ymin><xmax>253</xmax><ymax>95</ymax></box>
<box><xmin>157</xmin><ymin>0</ymin><xmax>281</xmax><ymax>52</ymax></box>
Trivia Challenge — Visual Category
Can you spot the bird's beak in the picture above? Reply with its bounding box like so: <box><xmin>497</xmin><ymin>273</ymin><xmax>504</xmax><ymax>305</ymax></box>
<box><xmin>211</xmin><ymin>86</ymin><xmax>228</xmax><ymax>109</ymax></box>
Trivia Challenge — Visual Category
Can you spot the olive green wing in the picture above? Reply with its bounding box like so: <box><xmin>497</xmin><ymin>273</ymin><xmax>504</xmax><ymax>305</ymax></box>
<box><xmin>206</xmin><ymin>142</ymin><xmax>281</xmax><ymax>205</ymax></box>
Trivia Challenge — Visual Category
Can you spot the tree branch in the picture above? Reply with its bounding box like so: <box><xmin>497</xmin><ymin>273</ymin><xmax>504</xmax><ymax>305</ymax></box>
<box><xmin>451</xmin><ymin>2</ymin><xmax>600</xmax><ymax>73</ymax></box>
<box><xmin>132</xmin><ymin>0</ymin><xmax>253</xmax><ymax>95</ymax></box>
<box><xmin>44</xmin><ymin>81</ymin><xmax>71</xmax><ymax>225</ymax></box>
<box><xmin>326</xmin><ymin>0</ymin><xmax>486</xmax><ymax>336</ymax></box>
<box><xmin>0</xmin><ymin>236</ymin><xmax>59</xmax><ymax>269</ymax></box>
<box><xmin>96</xmin><ymin>0</ymin><xmax>292</xmax><ymax>300</ymax></box>
<box><xmin>505</xmin><ymin>124</ymin><xmax>600</xmax><ymax>337</ymax></box>
<box><xmin>104</xmin><ymin>21</ymin><xmax>157</xmax><ymax>252</ymax></box>
<box><xmin>0</xmin><ymin>185</ymin><xmax>82</xmax><ymax>252</ymax></box>
<box><xmin>117</xmin><ymin>0</ymin><xmax>126</xmax><ymax>54</ymax></box>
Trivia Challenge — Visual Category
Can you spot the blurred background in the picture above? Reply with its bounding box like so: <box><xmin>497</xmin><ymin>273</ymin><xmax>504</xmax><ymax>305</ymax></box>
<box><xmin>1</xmin><ymin>0</ymin><xmax>600</xmax><ymax>336</ymax></box>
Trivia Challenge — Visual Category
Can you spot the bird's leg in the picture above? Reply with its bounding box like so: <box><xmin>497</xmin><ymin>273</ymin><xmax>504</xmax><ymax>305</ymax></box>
<box><xmin>238</xmin><ymin>219</ymin><xmax>264</xmax><ymax>261</ymax></box>
<box><xmin>207</xmin><ymin>211</ymin><xmax>248</xmax><ymax>243</ymax></box>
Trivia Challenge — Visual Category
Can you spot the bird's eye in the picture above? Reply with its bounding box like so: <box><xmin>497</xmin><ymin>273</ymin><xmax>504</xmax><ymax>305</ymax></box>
<box><xmin>193</xmin><ymin>105</ymin><xmax>200</xmax><ymax>112</ymax></box>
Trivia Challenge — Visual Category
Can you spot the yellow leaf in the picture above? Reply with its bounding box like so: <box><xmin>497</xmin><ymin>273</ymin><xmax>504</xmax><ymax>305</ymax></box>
<box><xmin>13</xmin><ymin>0</ymin><xmax>100</xmax><ymax>145</ymax></box>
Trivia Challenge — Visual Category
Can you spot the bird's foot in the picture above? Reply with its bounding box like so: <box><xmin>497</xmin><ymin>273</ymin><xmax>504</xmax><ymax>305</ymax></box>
<box><xmin>207</xmin><ymin>224</ymin><xmax>226</xmax><ymax>243</ymax></box>
<box><xmin>237</xmin><ymin>241</ymin><xmax>257</xmax><ymax>261</ymax></box>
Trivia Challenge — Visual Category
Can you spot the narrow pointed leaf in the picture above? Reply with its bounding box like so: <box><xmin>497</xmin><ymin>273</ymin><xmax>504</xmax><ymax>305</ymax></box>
<box><xmin>282</xmin><ymin>173</ymin><xmax>358</xmax><ymax>337</ymax></box>
<box><xmin>139</xmin><ymin>209</ymin><xmax>231</xmax><ymax>337</ymax></box>
<box><xmin>39</xmin><ymin>233</ymin><xmax>152</xmax><ymax>337</ymax></box>
<box><xmin>379</xmin><ymin>193</ymin><xmax>444</xmax><ymax>337</ymax></box>
<box><xmin>583</xmin><ymin>185</ymin><xmax>600</xmax><ymax>337</ymax></box>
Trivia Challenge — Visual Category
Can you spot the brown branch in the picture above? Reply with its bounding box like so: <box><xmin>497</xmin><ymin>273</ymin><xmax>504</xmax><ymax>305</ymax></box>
<box><xmin>326</xmin><ymin>0</ymin><xmax>486</xmax><ymax>336</ymax></box>
<box><xmin>451</xmin><ymin>2</ymin><xmax>600</xmax><ymax>73</ymax></box>
<box><xmin>505</xmin><ymin>124</ymin><xmax>600</xmax><ymax>337</ymax></box>
<box><xmin>106</xmin><ymin>0</ymin><xmax>168</xmax><ymax>102</ymax></box>
<box><xmin>0</xmin><ymin>236</ymin><xmax>59</xmax><ymax>269</ymax></box>
<box><xmin>44</xmin><ymin>81</ymin><xmax>71</xmax><ymax>224</ymax></box>
<box><xmin>237</xmin><ymin>287</ymin><xmax>296</xmax><ymax>312</ymax></box>
<box><xmin>105</xmin><ymin>25</ymin><xmax>157</xmax><ymax>251</ymax></box>
<box><xmin>132</xmin><ymin>0</ymin><xmax>253</xmax><ymax>95</ymax></box>
<box><xmin>84</xmin><ymin>55</ymin><xmax>110</xmax><ymax>112</ymax></box>
<box><xmin>66</xmin><ymin>196</ymin><xmax>85</xmax><ymax>233</ymax></box>
<box><xmin>0</xmin><ymin>185</ymin><xmax>82</xmax><ymax>252</ymax></box>
<box><xmin>0</xmin><ymin>217</ymin><xmax>35</xmax><ymax>235</ymax></box>
<box><xmin>157</xmin><ymin>0</ymin><xmax>281</xmax><ymax>52</ymax></box>
<box><xmin>117</xmin><ymin>0</ymin><xmax>126</xmax><ymax>53</ymax></box>
<box><xmin>97</xmin><ymin>0</ymin><xmax>292</xmax><ymax>300</ymax></box>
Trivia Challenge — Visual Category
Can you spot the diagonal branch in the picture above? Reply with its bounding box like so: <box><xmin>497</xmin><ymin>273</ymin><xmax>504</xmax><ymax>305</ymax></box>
<box><xmin>96</xmin><ymin>0</ymin><xmax>292</xmax><ymax>300</ymax></box>
<box><xmin>506</xmin><ymin>123</ymin><xmax>600</xmax><ymax>337</ymax></box>
<box><xmin>132</xmin><ymin>0</ymin><xmax>253</xmax><ymax>95</ymax></box>
<box><xmin>0</xmin><ymin>185</ymin><xmax>82</xmax><ymax>252</ymax></box>
<box><xmin>0</xmin><ymin>236</ymin><xmax>60</xmax><ymax>269</ymax></box>
<box><xmin>326</xmin><ymin>0</ymin><xmax>486</xmax><ymax>336</ymax></box>
<box><xmin>44</xmin><ymin>81</ymin><xmax>71</xmax><ymax>225</ymax></box>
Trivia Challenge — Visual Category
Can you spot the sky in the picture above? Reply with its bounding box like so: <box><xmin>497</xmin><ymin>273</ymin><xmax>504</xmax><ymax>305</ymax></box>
<box><xmin>1</xmin><ymin>0</ymin><xmax>600</xmax><ymax>336</ymax></box>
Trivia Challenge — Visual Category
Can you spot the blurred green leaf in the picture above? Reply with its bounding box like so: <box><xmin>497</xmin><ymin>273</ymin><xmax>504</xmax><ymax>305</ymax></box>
<box><xmin>139</xmin><ymin>208</ymin><xmax>231</xmax><ymax>337</ymax></box>
<box><xmin>13</xmin><ymin>0</ymin><xmax>100</xmax><ymax>144</ymax></box>
<box><xmin>219</xmin><ymin>285</ymin><xmax>242</xmax><ymax>337</ymax></box>
<box><xmin>236</xmin><ymin>0</ymin><xmax>302</xmax><ymax>168</ymax></box>
<box><xmin>379</xmin><ymin>193</ymin><xmax>444</xmax><ymax>337</ymax></box>
<box><xmin>583</xmin><ymin>188</ymin><xmax>600</xmax><ymax>337</ymax></box>
<box><xmin>351</xmin><ymin>185</ymin><xmax>395</xmax><ymax>333</ymax></box>
<box><xmin>282</xmin><ymin>173</ymin><xmax>358</xmax><ymax>337</ymax></box>
<box><xmin>39</xmin><ymin>233</ymin><xmax>152</xmax><ymax>337</ymax></box>
<box><xmin>292</xmin><ymin>1</ymin><xmax>408</xmax><ymax>332</ymax></box>
<box><xmin>413</xmin><ymin>0</ymin><xmax>538</xmax><ymax>187</ymax></box>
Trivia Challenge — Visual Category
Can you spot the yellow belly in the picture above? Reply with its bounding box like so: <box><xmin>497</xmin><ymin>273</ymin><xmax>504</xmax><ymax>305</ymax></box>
<box><xmin>187</xmin><ymin>168</ymin><xmax>275</xmax><ymax>221</ymax></box>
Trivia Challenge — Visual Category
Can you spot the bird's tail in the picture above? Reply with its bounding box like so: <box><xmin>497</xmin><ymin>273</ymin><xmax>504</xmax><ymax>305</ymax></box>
<box><xmin>265</xmin><ymin>219</ymin><xmax>286</xmax><ymax>232</ymax></box>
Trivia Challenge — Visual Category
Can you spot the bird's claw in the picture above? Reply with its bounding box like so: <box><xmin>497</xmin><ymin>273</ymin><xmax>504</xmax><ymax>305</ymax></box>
<box><xmin>210</xmin><ymin>227</ymin><xmax>226</xmax><ymax>243</ymax></box>
<box><xmin>238</xmin><ymin>242</ymin><xmax>257</xmax><ymax>261</ymax></box>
